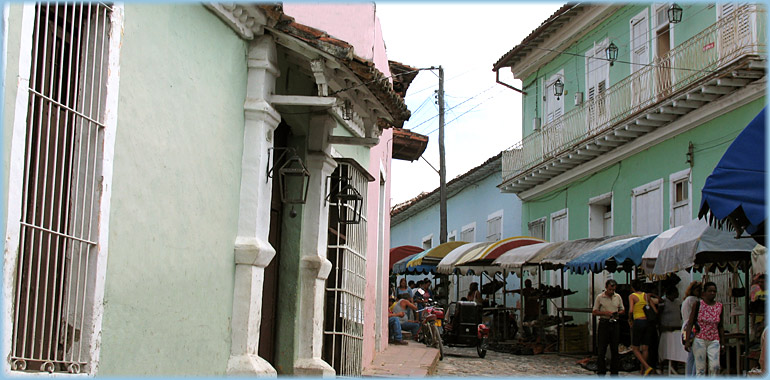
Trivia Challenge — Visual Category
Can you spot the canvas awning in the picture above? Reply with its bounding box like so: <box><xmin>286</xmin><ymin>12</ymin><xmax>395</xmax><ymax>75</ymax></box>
<box><xmin>565</xmin><ymin>235</ymin><xmax>656</xmax><ymax>274</ymax></box>
<box><xmin>456</xmin><ymin>237</ymin><xmax>545</xmax><ymax>274</ymax></box>
<box><xmin>640</xmin><ymin>226</ymin><xmax>682</xmax><ymax>276</ymax></box>
<box><xmin>436</xmin><ymin>242</ymin><xmax>492</xmax><ymax>274</ymax></box>
<box><xmin>539</xmin><ymin>235</ymin><xmax>633</xmax><ymax>270</ymax></box>
<box><xmin>493</xmin><ymin>241</ymin><xmax>566</xmax><ymax>273</ymax></box>
<box><xmin>699</xmin><ymin>107</ymin><xmax>766</xmax><ymax>242</ymax></box>
<box><xmin>392</xmin><ymin>253</ymin><xmax>432</xmax><ymax>274</ymax></box>
<box><xmin>389</xmin><ymin>245</ymin><xmax>423</xmax><ymax>269</ymax></box>
<box><xmin>406</xmin><ymin>241</ymin><xmax>468</xmax><ymax>268</ymax></box>
<box><xmin>653</xmin><ymin>218</ymin><xmax>757</xmax><ymax>275</ymax></box>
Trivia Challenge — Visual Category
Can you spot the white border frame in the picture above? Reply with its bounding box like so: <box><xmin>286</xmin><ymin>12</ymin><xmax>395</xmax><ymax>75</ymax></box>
<box><xmin>421</xmin><ymin>234</ymin><xmax>433</xmax><ymax>250</ymax></box>
<box><xmin>447</xmin><ymin>230</ymin><xmax>457</xmax><ymax>242</ymax></box>
<box><xmin>486</xmin><ymin>209</ymin><xmax>504</xmax><ymax>242</ymax></box>
<box><xmin>588</xmin><ymin>192</ymin><xmax>613</xmax><ymax>238</ymax></box>
<box><xmin>549</xmin><ymin>208</ymin><xmax>569</xmax><ymax>242</ymax></box>
<box><xmin>527</xmin><ymin>216</ymin><xmax>547</xmax><ymax>240</ymax></box>
<box><xmin>631</xmin><ymin>178</ymin><xmax>664</xmax><ymax>234</ymax></box>
<box><xmin>669</xmin><ymin>168</ymin><xmax>692</xmax><ymax>227</ymax></box>
<box><xmin>1</xmin><ymin>4</ymin><xmax>124</xmax><ymax>375</ymax></box>
<box><xmin>629</xmin><ymin>8</ymin><xmax>650</xmax><ymax>75</ymax></box>
<box><xmin>460</xmin><ymin>222</ymin><xmax>476</xmax><ymax>243</ymax></box>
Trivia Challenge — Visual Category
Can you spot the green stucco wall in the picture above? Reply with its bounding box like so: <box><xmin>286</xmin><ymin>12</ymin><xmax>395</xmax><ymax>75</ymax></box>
<box><xmin>97</xmin><ymin>4</ymin><xmax>247</xmax><ymax>375</ymax></box>
<box><xmin>520</xmin><ymin>3</ymin><xmax>719</xmax><ymax>138</ymax></box>
<box><xmin>521</xmin><ymin>97</ymin><xmax>765</xmax><ymax>321</ymax></box>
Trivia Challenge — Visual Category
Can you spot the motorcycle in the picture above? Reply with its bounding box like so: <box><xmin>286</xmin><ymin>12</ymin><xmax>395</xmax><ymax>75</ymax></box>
<box><xmin>440</xmin><ymin>301</ymin><xmax>490</xmax><ymax>358</ymax></box>
<box><xmin>416</xmin><ymin>299</ymin><xmax>445</xmax><ymax>360</ymax></box>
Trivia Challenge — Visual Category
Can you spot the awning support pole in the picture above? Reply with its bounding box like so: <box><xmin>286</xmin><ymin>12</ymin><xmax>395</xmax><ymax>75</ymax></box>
<box><xmin>744</xmin><ymin>260</ymin><xmax>750</xmax><ymax>373</ymax></box>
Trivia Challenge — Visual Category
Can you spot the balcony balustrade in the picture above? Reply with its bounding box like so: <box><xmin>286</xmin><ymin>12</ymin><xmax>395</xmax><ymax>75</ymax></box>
<box><xmin>502</xmin><ymin>5</ymin><xmax>766</xmax><ymax>191</ymax></box>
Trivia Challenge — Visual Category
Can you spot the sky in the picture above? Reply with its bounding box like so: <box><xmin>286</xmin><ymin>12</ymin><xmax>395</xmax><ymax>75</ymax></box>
<box><xmin>375</xmin><ymin>3</ymin><xmax>563</xmax><ymax>206</ymax></box>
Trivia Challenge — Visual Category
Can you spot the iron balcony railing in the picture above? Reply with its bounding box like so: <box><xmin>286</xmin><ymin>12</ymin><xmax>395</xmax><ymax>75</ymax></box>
<box><xmin>503</xmin><ymin>5</ymin><xmax>766</xmax><ymax>183</ymax></box>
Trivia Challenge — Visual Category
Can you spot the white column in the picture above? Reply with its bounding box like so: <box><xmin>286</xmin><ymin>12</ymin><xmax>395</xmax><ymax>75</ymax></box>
<box><xmin>226</xmin><ymin>35</ymin><xmax>280</xmax><ymax>377</ymax></box>
<box><xmin>293</xmin><ymin>117</ymin><xmax>336</xmax><ymax>376</ymax></box>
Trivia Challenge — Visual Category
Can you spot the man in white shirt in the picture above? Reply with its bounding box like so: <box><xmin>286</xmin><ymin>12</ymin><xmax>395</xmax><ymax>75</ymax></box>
<box><xmin>592</xmin><ymin>279</ymin><xmax>625</xmax><ymax>376</ymax></box>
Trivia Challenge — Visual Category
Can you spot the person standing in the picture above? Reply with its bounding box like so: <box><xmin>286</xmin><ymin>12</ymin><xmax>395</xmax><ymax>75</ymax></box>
<box><xmin>685</xmin><ymin>281</ymin><xmax>724</xmax><ymax>376</ymax></box>
<box><xmin>681</xmin><ymin>281</ymin><xmax>702</xmax><ymax>376</ymax></box>
<box><xmin>592</xmin><ymin>279</ymin><xmax>625</xmax><ymax>376</ymax></box>
<box><xmin>629</xmin><ymin>279</ymin><xmax>657</xmax><ymax>375</ymax></box>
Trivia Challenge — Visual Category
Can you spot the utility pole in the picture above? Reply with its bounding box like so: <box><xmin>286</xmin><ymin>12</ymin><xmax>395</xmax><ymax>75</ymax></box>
<box><xmin>438</xmin><ymin>66</ymin><xmax>447</xmax><ymax>244</ymax></box>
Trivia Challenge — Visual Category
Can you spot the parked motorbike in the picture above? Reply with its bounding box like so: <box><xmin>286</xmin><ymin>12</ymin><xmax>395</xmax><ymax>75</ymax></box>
<box><xmin>416</xmin><ymin>299</ymin><xmax>445</xmax><ymax>360</ymax></box>
<box><xmin>440</xmin><ymin>301</ymin><xmax>490</xmax><ymax>358</ymax></box>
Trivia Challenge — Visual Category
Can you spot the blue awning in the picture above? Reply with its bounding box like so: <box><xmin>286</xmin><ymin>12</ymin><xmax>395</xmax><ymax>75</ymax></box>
<box><xmin>699</xmin><ymin>107</ymin><xmax>766</xmax><ymax>236</ymax></box>
<box><xmin>392</xmin><ymin>252</ymin><xmax>434</xmax><ymax>274</ymax></box>
<box><xmin>565</xmin><ymin>235</ymin><xmax>657</xmax><ymax>274</ymax></box>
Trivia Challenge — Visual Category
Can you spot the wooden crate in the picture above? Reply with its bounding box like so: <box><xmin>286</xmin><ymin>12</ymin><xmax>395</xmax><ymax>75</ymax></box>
<box><xmin>559</xmin><ymin>323</ymin><xmax>589</xmax><ymax>353</ymax></box>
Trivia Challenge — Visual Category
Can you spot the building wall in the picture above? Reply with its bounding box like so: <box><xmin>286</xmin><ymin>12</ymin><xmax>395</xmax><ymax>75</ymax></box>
<box><xmin>96</xmin><ymin>4</ymin><xmax>247</xmax><ymax>375</ymax></box>
<box><xmin>520</xmin><ymin>97</ymin><xmax>766</xmax><ymax>322</ymax></box>
<box><xmin>519</xmin><ymin>3</ymin><xmax>717</xmax><ymax>138</ymax></box>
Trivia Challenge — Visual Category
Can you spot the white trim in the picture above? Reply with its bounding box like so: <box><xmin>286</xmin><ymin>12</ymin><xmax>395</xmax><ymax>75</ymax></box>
<box><xmin>448</xmin><ymin>230</ymin><xmax>457</xmax><ymax>242</ymax></box>
<box><xmin>517</xmin><ymin>80</ymin><xmax>766</xmax><ymax>201</ymax></box>
<box><xmin>527</xmin><ymin>217</ymin><xmax>547</xmax><ymax>240</ymax></box>
<box><xmin>588</xmin><ymin>192</ymin><xmax>613</xmax><ymax>238</ymax></box>
<box><xmin>669</xmin><ymin>168</ymin><xmax>692</xmax><ymax>227</ymax></box>
<box><xmin>460</xmin><ymin>222</ymin><xmax>476</xmax><ymax>243</ymax></box>
<box><xmin>2</xmin><ymin>4</ymin><xmax>35</xmax><ymax>376</ymax></box>
<box><xmin>543</xmin><ymin>70</ymin><xmax>565</xmax><ymax>124</ymax></box>
<box><xmin>421</xmin><ymin>234</ymin><xmax>433</xmax><ymax>250</ymax></box>
<box><xmin>88</xmin><ymin>4</ymin><xmax>124</xmax><ymax>374</ymax></box>
<box><xmin>629</xmin><ymin>8</ymin><xmax>650</xmax><ymax>76</ymax></box>
<box><xmin>549</xmin><ymin>208</ymin><xmax>569</xmax><ymax>242</ymax></box>
<box><xmin>631</xmin><ymin>178</ymin><xmax>664</xmax><ymax>234</ymax></box>
<box><xmin>486</xmin><ymin>209</ymin><xmax>504</xmax><ymax>242</ymax></box>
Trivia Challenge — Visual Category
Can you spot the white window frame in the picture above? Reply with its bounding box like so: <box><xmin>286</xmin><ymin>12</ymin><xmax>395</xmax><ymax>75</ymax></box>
<box><xmin>550</xmin><ymin>208</ymin><xmax>569</xmax><ymax>242</ymax></box>
<box><xmin>528</xmin><ymin>217</ymin><xmax>547</xmax><ymax>240</ymax></box>
<box><xmin>421</xmin><ymin>234</ymin><xmax>433</xmax><ymax>250</ymax></box>
<box><xmin>543</xmin><ymin>70</ymin><xmax>565</xmax><ymax>125</ymax></box>
<box><xmin>460</xmin><ymin>222</ymin><xmax>476</xmax><ymax>243</ymax></box>
<box><xmin>447</xmin><ymin>230</ymin><xmax>457</xmax><ymax>242</ymax></box>
<box><xmin>588</xmin><ymin>192</ymin><xmax>613</xmax><ymax>238</ymax></box>
<box><xmin>669</xmin><ymin>168</ymin><xmax>692</xmax><ymax>227</ymax></box>
<box><xmin>2</xmin><ymin>4</ymin><xmax>123</xmax><ymax>375</ymax></box>
<box><xmin>631</xmin><ymin>178</ymin><xmax>664</xmax><ymax>234</ymax></box>
<box><xmin>629</xmin><ymin>8</ymin><xmax>650</xmax><ymax>75</ymax></box>
<box><xmin>486</xmin><ymin>210</ymin><xmax>504</xmax><ymax>242</ymax></box>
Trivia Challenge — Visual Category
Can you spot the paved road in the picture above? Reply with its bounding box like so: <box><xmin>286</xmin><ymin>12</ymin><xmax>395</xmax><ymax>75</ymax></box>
<box><xmin>434</xmin><ymin>346</ymin><xmax>597</xmax><ymax>376</ymax></box>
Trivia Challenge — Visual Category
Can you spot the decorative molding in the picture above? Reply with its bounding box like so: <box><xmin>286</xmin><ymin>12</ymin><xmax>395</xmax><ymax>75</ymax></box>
<box><xmin>310</xmin><ymin>59</ymin><xmax>329</xmax><ymax>96</ymax></box>
<box><xmin>204</xmin><ymin>3</ymin><xmax>268</xmax><ymax>40</ymax></box>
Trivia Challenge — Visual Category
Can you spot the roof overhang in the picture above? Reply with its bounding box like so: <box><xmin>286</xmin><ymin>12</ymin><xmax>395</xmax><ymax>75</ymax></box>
<box><xmin>392</xmin><ymin>128</ymin><xmax>429</xmax><ymax>161</ymax></box>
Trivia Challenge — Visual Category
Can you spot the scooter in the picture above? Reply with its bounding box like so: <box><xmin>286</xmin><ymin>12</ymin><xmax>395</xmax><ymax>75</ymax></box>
<box><xmin>416</xmin><ymin>299</ymin><xmax>445</xmax><ymax>360</ymax></box>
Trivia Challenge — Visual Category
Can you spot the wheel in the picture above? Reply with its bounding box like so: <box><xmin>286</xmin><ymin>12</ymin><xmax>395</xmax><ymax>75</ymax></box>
<box><xmin>422</xmin><ymin>325</ymin><xmax>434</xmax><ymax>347</ymax></box>
<box><xmin>477</xmin><ymin>337</ymin><xmax>488</xmax><ymax>358</ymax></box>
<box><xmin>430</xmin><ymin>324</ymin><xmax>444</xmax><ymax>361</ymax></box>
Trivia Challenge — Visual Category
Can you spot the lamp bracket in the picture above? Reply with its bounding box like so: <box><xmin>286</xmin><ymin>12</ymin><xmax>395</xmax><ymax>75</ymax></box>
<box><xmin>266</xmin><ymin>147</ymin><xmax>299</xmax><ymax>183</ymax></box>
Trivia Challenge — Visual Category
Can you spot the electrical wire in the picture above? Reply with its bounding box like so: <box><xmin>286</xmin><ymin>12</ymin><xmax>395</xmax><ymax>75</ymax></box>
<box><xmin>409</xmin><ymin>84</ymin><xmax>498</xmax><ymax>131</ymax></box>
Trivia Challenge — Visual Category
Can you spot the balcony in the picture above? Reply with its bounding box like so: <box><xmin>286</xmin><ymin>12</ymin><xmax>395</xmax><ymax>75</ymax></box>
<box><xmin>501</xmin><ymin>5</ymin><xmax>766</xmax><ymax>194</ymax></box>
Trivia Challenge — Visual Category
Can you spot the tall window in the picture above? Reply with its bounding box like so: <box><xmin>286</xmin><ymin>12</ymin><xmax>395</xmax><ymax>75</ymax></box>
<box><xmin>528</xmin><ymin>217</ymin><xmax>546</xmax><ymax>240</ymax></box>
<box><xmin>324</xmin><ymin>161</ymin><xmax>370</xmax><ymax>375</ymax></box>
<box><xmin>486</xmin><ymin>211</ymin><xmax>503</xmax><ymax>242</ymax></box>
<box><xmin>460</xmin><ymin>223</ymin><xmax>476</xmax><ymax>243</ymax></box>
<box><xmin>632</xmin><ymin>179</ymin><xmax>664</xmax><ymax>235</ymax></box>
<box><xmin>447</xmin><ymin>231</ymin><xmax>456</xmax><ymax>242</ymax></box>
<box><xmin>422</xmin><ymin>235</ymin><xmax>433</xmax><ymax>250</ymax></box>
<box><xmin>10</xmin><ymin>3</ymin><xmax>112</xmax><ymax>374</ymax></box>
<box><xmin>670</xmin><ymin>169</ymin><xmax>692</xmax><ymax>228</ymax></box>
<box><xmin>588</xmin><ymin>193</ymin><xmax>613</xmax><ymax>238</ymax></box>
<box><xmin>586</xmin><ymin>39</ymin><xmax>610</xmax><ymax>129</ymax></box>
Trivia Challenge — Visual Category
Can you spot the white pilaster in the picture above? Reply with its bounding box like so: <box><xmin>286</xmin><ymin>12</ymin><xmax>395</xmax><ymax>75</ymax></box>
<box><xmin>227</xmin><ymin>35</ymin><xmax>280</xmax><ymax>377</ymax></box>
<box><xmin>293</xmin><ymin>116</ymin><xmax>337</xmax><ymax>376</ymax></box>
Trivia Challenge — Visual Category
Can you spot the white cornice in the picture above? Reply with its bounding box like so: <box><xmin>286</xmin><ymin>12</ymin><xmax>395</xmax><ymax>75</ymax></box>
<box><xmin>517</xmin><ymin>78</ymin><xmax>766</xmax><ymax>201</ymax></box>
<box><xmin>513</xmin><ymin>5</ymin><xmax>618</xmax><ymax>80</ymax></box>
<box><xmin>204</xmin><ymin>3</ymin><xmax>268</xmax><ymax>40</ymax></box>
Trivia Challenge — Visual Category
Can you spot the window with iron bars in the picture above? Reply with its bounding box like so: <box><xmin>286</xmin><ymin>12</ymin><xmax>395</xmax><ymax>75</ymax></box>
<box><xmin>323</xmin><ymin>161</ymin><xmax>368</xmax><ymax>376</ymax></box>
<box><xmin>10</xmin><ymin>3</ymin><xmax>112</xmax><ymax>374</ymax></box>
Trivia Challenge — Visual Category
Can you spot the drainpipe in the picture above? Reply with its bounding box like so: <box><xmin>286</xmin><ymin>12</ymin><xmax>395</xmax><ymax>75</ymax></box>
<box><xmin>496</xmin><ymin>69</ymin><xmax>527</xmax><ymax>95</ymax></box>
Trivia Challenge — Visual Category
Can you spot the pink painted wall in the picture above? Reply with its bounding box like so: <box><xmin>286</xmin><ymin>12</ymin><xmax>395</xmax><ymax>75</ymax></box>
<box><xmin>283</xmin><ymin>4</ymin><xmax>394</xmax><ymax>369</ymax></box>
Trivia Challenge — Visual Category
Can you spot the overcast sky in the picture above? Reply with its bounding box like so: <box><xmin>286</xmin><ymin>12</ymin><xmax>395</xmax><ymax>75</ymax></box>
<box><xmin>375</xmin><ymin>3</ymin><xmax>562</xmax><ymax>205</ymax></box>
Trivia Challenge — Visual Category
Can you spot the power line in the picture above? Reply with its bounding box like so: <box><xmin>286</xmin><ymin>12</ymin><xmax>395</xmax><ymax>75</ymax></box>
<box><xmin>409</xmin><ymin>84</ymin><xmax>498</xmax><ymax>131</ymax></box>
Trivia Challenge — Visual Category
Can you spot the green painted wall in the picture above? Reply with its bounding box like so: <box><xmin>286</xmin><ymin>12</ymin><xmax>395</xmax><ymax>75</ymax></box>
<box><xmin>520</xmin><ymin>3</ymin><xmax>721</xmax><ymax>139</ymax></box>
<box><xmin>2</xmin><ymin>3</ymin><xmax>24</xmax><ymax>254</ymax></box>
<box><xmin>97</xmin><ymin>4</ymin><xmax>247</xmax><ymax>375</ymax></box>
<box><xmin>521</xmin><ymin>97</ymin><xmax>766</xmax><ymax>321</ymax></box>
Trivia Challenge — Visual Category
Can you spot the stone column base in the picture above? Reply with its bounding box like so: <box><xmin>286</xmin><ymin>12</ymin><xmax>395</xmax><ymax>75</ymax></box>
<box><xmin>294</xmin><ymin>357</ymin><xmax>335</xmax><ymax>377</ymax></box>
<box><xmin>227</xmin><ymin>354</ymin><xmax>277</xmax><ymax>376</ymax></box>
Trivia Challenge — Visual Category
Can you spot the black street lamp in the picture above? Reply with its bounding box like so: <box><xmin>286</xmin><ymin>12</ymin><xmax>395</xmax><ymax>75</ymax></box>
<box><xmin>553</xmin><ymin>79</ymin><xmax>564</xmax><ymax>100</ymax></box>
<box><xmin>668</xmin><ymin>3</ymin><xmax>683</xmax><ymax>24</ymax></box>
<box><xmin>606</xmin><ymin>42</ymin><xmax>619</xmax><ymax>66</ymax></box>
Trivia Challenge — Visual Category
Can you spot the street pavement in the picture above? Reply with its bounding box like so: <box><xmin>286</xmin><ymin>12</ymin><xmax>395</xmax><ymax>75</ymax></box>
<box><xmin>435</xmin><ymin>346</ymin><xmax>600</xmax><ymax>377</ymax></box>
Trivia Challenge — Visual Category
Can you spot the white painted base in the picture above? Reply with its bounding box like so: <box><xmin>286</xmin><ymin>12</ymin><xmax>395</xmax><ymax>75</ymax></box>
<box><xmin>294</xmin><ymin>357</ymin><xmax>335</xmax><ymax>377</ymax></box>
<box><xmin>227</xmin><ymin>354</ymin><xmax>277</xmax><ymax>376</ymax></box>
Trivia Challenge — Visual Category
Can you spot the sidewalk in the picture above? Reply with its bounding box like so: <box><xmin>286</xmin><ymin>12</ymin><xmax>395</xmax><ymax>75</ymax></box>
<box><xmin>363</xmin><ymin>342</ymin><xmax>440</xmax><ymax>377</ymax></box>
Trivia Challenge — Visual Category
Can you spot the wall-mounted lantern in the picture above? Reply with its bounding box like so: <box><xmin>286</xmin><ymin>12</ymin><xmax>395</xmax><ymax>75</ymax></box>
<box><xmin>267</xmin><ymin>147</ymin><xmax>311</xmax><ymax>213</ymax></box>
<box><xmin>605</xmin><ymin>42</ymin><xmax>619</xmax><ymax>66</ymax></box>
<box><xmin>553</xmin><ymin>79</ymin><xmax>564</xmax><ymax>100</ymax></box>
<box><xmin>343</xmin><ymin>99</ymin><xmax>353</xmax><ymax>121</ymax></box>
<box><xmin>668</xmin><ymin>3</ymin><xmax>683</xmax><ymax>24</ymax></box>
<box><xmin>335</xmin><ymin>184</ymin><xmax>364</xmax><ymax>224</ymax></box>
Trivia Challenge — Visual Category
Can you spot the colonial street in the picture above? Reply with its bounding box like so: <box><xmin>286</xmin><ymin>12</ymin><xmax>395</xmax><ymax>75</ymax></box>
<box><xmin>435</xmin><ymin>346</ymin><xmax>610</xmax><ymax>377</ymax></box>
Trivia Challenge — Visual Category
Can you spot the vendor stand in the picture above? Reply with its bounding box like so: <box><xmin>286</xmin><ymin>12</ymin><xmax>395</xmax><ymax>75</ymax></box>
<box><xmin>652</xmin><ymin>218</ymin><xmax>758</xmax><ymax>374</ymax></box>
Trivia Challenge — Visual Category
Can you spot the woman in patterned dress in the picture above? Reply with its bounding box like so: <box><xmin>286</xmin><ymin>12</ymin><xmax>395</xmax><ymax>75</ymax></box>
<box><xmin>684</xmin><ymin>281</ymin><xmax>725</xmax><ymax>376</ymax></box>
